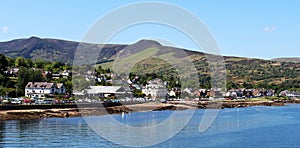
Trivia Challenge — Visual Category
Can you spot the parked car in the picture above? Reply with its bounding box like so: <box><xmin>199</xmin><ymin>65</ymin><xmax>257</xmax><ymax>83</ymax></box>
<box><xmin>11</xmin><ymin>98</ymin><xmax>22</xmax><ymax>105</ymax></box>
<box><xmin>64</xmin><ymin>99</ymin><xmax>76</xmax><ymax>104</ymax></box>
<box><xmin>35</xmin><ymin>100</ymin><xmax>44</xmax><ymax>105</ymax></box>
<box><xmin>23</xmin><ymin>98</ymin><xmax>31</xmax><ymax>104</ymax></box>
<box><xmin>43</xmin><ymin>100</ymin><xmax>54</xmax><ymax>104</ymax></box>
<box><xmin>2</xmin><ymin>99</ymin><xmax>11</xmax><ymax>104</ymax></box>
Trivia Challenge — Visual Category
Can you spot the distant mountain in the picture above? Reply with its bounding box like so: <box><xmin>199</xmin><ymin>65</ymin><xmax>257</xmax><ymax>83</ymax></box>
<box><xmin>0</xmin><ymin>36</ymin><xmax>126</xmax><ymax>64</ymax></box>
<box><xmin>272</xmin><ymin>58</ymin><xmax>300</xmax><ymax>63</ymax></box>
<box><xmin>0</xmin><ymin>37</ymin><xmax>205</xmax><ymax>64</ymax></box>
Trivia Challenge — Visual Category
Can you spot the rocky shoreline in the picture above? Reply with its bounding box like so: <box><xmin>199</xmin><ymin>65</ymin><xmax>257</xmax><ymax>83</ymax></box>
<box><xmin>0</xmin><ymin>100</ymin><xmax>298</xmax><ymax>120</ymax></box>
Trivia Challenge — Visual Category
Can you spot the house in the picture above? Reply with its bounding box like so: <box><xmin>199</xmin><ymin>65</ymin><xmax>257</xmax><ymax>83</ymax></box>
<box><xmin>207</xmin><ymin>89</ymin><xmax>223</xmax><ymax>98</ymax></box>
<box><xmin>85</xmin><ymin>86</ymin><xmax>126</xmax><ymax>98</ymax></box>
<box><xmin>252</xmin><ymin>89</ymin><xmax>263</xmax><ymax>97</ymax></box>
<box><xmin>142</xmin><ymin>78</ymin><xmax>168</xmax><ymax>99</ymax></box>
<box><xmin>280</xmin><ymin>90</ymin><xmax>300</xmax><ymax>98</ymax></box>
<box><xmin>5</xmin><ymin>67</ymin><xmax>19</xmax><ymax>77</ymax></box>
<box><xmin>61</xmin><ymin>70</ymin><xmax>72</xmax><ymax>78</ymax></box>
<box><xmin>244</xmin><ymin>89</ymin><xmax>254</xmax><ymax>98</ymax></box>
<box><xmin>85</xmin><ymin>71</ymin><xmax>95</xmax><ymax>80</ymax></box>
<box><xmin>252</xmin><ymin>89</ymin><xmax>274</xmax><ymax>97</ymax></box>
<box><xmin>52</xmin><ymin>73</ymin><xmax>62</xmax><ymax>79</ymax></box>
<box><xmin>25</xmin><ymin>82</ymin><xmax>66</xmax><ymax>98</ymax></box>
<box><xmin>192</xmin><ymin>89</ymin><xmax>201</xmax><ymax>97</ymax></box>
<box><xmin>192</xmin><ymin>89</ymin><xmax>207</xmax><ymax>97</ymax></box>
<box><xmin>127</xmin><ymin>79</ymin><xmax>133</xmax><ymax>84</ymax></box>
<box><xmin>129</xmin><ymin>83</ymin><xmax>142</xmax><ymax>91</ymax></box>
<box><xmin>168</xmin><ymin>90</ymin><xmax>176</xmax><ymax>97</ymax></box>
<box><xmin>167</xmin><ymin>87</ymin><xmax>181</xmax><ymax>99</ymax></box>
<box><xmin>226</xmin><ymin>89</ymin><xmax>238</xmax><ymax>98</ymax></box>
<box><xmin>183</xmin><ymin>88</ymin><xmax>192</xmax><ymax>95</ymax></box>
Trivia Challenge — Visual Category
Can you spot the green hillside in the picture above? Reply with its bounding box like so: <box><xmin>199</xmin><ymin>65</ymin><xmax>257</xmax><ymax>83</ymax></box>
<box><xmin>0</xmin><ymin>37</ymin><xmax>299</xmax><ymax>93</ymax></box>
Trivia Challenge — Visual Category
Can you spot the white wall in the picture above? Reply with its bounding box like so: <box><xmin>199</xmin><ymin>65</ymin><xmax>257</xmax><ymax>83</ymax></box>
<box><xmin>25</xmin><ymin>86</ymin><xmax>66</xmax><ymax>98</ymax></box>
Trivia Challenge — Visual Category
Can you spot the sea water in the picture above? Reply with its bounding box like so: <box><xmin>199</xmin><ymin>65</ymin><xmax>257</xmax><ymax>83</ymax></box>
<box><xmin>1</xmin><ymin>104</ymin><xmax>300</xmax><ymax>147</ymax></box>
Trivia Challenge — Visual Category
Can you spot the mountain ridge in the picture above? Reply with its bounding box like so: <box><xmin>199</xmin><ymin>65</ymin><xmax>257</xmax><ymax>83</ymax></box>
<box><xmin>1</xmin><ymin>37</ymin><xmax>298</xmax><ymax>64</ymax></box>
<box><xmin>0</xmin><ymin>36</ymin><xmax>127</xmax><ymax>64</ymax></box>
<box><xmin>272</xmin><ymin>57</ymin><xmax>300</xmax><ymax>63</ymax></box>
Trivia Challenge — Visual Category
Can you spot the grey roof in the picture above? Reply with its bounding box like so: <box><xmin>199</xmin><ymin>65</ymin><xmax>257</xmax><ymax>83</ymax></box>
<box><xmin>286</xmin><ymin>91</ymin><xmax>300</xmax><ymax>96</ymax></box>
<box><xmin>86</xmin><ymin>86</ymin><xmax>125</xmax><ymax>94</ymax></box>
<box><xmin>26</xmin><ymin>82</ymin><xmax>54</xmax><ymax>89</ymax></box>
<box><xmin>25</xmin><ymin>82</ymin><xmax>64</xmax><ymax>89</ymax></box>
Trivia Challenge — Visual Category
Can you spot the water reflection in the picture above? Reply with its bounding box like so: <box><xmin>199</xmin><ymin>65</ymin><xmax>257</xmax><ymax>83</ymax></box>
<box><xmin>0</xmin><ymin>121</ymin><xmax>5</xmax><ymax>143</ymax></box>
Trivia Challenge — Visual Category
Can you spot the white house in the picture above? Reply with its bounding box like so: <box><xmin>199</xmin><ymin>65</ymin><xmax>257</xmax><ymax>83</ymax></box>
<box><xmin>280</xmin><ymin>90</ymin><xmax>300</xmax><ymax>98</ymax></box>
<box><xmin>142</xmin><ymin>78</ymin><xmax>168</xmax><ymax>99</ymax></box>
<box><xmin>61</xmin><ymin>70</ymin><xmax>71</xmax><ymax>78</ymax></box>
<box><xmin>25</xmin><ymin>82</ymin><xmax>66</xmax><ymax>98</ymax></box>
<box><xmin>183</xmin><ymin>88</ymin><xmax>192</xmax><ymax>95</ymax></box>
<box><xmin>5</xmin><ymin>67</ymin><xmax>19</xmax><ymax>76</ymax></box>
<box><xmin>168</xmin><ymin>90</ymin><xmax>176</xmax><ymax>97</ymax></box>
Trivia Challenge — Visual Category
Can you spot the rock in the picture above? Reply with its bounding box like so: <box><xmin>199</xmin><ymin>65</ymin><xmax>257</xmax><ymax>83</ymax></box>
<box><xmin>0</xmin><ymin>108</ymin><xmax>82</xmax><ymax>120</ymax></box>
<box><xmin>153</xmin><ymin>105</ymin><xmax>176</xmax><ymax>111</ymax></box>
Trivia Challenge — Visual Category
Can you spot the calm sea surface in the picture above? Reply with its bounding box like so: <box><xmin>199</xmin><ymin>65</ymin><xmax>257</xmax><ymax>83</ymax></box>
<box><xmin>1</xmin><ymin>104</ymin><xmax>300</xmax><ymax>147</ymax></box>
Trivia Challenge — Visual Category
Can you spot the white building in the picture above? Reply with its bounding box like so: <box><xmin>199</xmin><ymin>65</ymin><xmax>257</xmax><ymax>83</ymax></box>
<box><xmin>25</xmin><ymin>82</ymin><xmax>66</xmax><ymax>98</ymax></box>
<box><xmin>142</xmin><ymin>78</ymin><xmax>168</xmax><ymax>99</ymax></box>
<box><xmin>280</xmin><ymin>90</ymin><xmax>300</xmax><ymax>98</ymax></box>
<box><xmin>85</xmin><ymin>86</ymin><xmax>126</xmax><ymax>98</ymax></box>
<box><xmin>61</xmin><ymin>70</ymin><xmax>71</xmax><ymax>78</ymax></box>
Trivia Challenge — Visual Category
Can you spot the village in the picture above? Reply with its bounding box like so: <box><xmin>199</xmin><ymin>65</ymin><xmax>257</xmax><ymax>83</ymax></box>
<box><xmin>1</xmin><ymin>65</ymin><xmax>299</xmax><ymax>106</ymax></box>
<box><xmin>75</xmin><ymin>76</ymin><xmax>300</xmax><ymax>103</ymax></box>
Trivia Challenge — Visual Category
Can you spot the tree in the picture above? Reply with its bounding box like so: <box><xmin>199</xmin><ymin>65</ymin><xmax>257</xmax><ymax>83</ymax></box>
<box><xmin>227</xmin><ymin>81</ymin><xmax>238</xmax><ymax>89</ymax></box>
<box><xmin>25</xmin><ymin>58</ymin><xmax>33</xmax><ymax>68</ymax></box>
<box><xmin>0</xmin><ymin>54</ymin><xmax>8</xmax><ymax>73</ymax></box>
<box><xmin>33</xmin><ymin>58</ymin><xmax>46</xmax><ymax>68</ymax></box>
<box><xmin>15</xmin><ymin>57</ymin><xmax>27</xmax><ymax>67</ymax></box>
<box><xmin>73</xmin><ymin>78</ymin><xmax>91</xmax><ymax>91</ymax></box>
<box><xmin>32</xmin><ymin>70</ymin><xmax>45</xmax><ymax>82</ymax></box>
<box><xmin>64</xmin><ymin>80</ymin><xmax>73</xmax><ymax>94</ymax></box>
<box><xmin>133</xmin><ymin>89</ymin><xmax>145</xmax><ymax>97</ymax></box>
<box><xmin>6</xmin><ymin>56</ymin><xmax>15</xmax><ymax>68</ymax></box>
<box><xmin>106</xmin><ymin>68</ymin><xmax>111</xmax><ymax>73</ymax></box>
<box><xmin>0</xmin><ymin>74</ymin><xmax>10</xmax><ymax>87</ymax></box>
<box><xmin>0</xmin><ymin>86</ymin><xmax>6</xmax><ymax>97</ymax></box>
<box><xmin>52</xmin><ymin>62</ymin><xmax>64</xmax><ymax>69</ymax></box>
<box><xmin>16</xmin><ymin>67</ymin><xmax>30</xmax><ymax>96</ymax></box>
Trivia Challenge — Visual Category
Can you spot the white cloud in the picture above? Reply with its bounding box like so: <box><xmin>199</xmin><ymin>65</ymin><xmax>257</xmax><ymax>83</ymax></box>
<box><xmin>264</xmin><ymin>25</ymin><xmax>276</xmax><ymax>33</ymax></box>
<box><xmin>1</xmin><ymin>26</ymin><xmax>8</xmax><ymax>33</ymax></box>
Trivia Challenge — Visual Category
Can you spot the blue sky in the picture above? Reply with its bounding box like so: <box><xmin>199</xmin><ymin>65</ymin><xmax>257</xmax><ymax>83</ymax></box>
<box><xmin>0</xmin><ymin>0</ymin><xmax>299</xmax><ymax>59</ymax></box>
